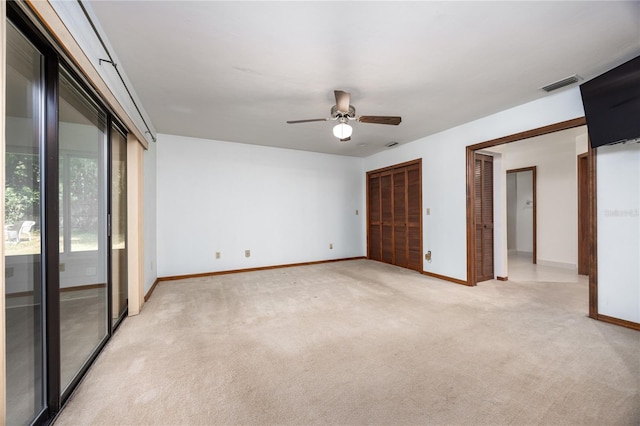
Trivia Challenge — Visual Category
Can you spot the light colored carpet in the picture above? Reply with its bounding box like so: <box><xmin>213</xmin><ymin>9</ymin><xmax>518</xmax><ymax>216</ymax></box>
<box><xmin>54</xmin><ymin>259</ymin><xmax>640</xmax><ymax>425</ymax></box>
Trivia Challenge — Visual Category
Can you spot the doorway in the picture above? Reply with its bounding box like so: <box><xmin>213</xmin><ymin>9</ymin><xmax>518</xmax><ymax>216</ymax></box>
<box><xmin>466</xmin><ymin>118</ymin><xmax>590</xmax><ymax>287</ymax></box>
<box><xmin>506</xmin><ymin>167</ymin><xmax>537</xmax><ymax>265</ymax></box>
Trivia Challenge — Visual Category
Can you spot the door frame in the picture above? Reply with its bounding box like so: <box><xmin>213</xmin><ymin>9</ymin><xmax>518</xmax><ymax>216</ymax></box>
<box><xmin>577</xmin><ymin>153</ymin><xmax>589</xmax><ymax>275</ymax></box>
<box><xmin>506</xmin><ymin>166</ymin><xmax>537</xmax><ymax>264</ymax></box>
<box><xmin>465</xmin><ymin>118</ymin><xmax>593</xmax><ymax>291</ymax></box>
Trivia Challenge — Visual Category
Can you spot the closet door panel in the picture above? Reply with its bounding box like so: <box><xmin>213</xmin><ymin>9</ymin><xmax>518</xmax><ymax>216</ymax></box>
<box><xmin>393</xmin><ymin>170</ymin><xmax>407</xmax><ymax>266</ymax></box>
<box><xmin>368</xmin><ymin>174</ymin><xmax>382</xmax><ymax>260</ymax></box>
<box><xmin>369</xmin><ymin>224</ymin><xmax>382</xmax><ymax>261</ymax></box>
<box><xmin>394</xmin><ymin>225</ymin><xmax>407</xmax><ymax>266</ymax></box>
<box><xmin>408</xmin><ymin>226</ymin><xmax>422</xmax><ymax>271</ymax></box>
<box><xmin>367</xmin><ymin>160</ymin><xmax>422</xmax><ymax>272</ymax></box>
<box><xmin>382</xmin><ymin>225</ymin><xmax>393</xmax><ymax>263</ymax></box>
<box><xmin>393</xmin><ymin>170</ymin><xmax>406</xmax><ymax>221</ymax></box>
<box><xmin>381</xmin><ymin>173</ymin><xmax>394</xmax><ymax>263</ymax></box>
<box><xmin>407</xmin><ymin>167</ymin><xmax>421</xmax><ymax>224</ymax></box>
<box><xmin>381</xmin><ymin>174</ymin><xmax>393</xmax><ymax>224</ymax></box>
<box><xmin>474</xmin><ymin>154</ymin><xmax>494</xmax><ymax>282</ymax></box>
<box><xmin>369</xmin><ymin>175</ymin><xmax>381</xmax><ymax>223</ymax></box>
<box><xmin>407</xmin><ymin>166</ymin><xmax>421</xmax><ymax>271</ymax></box>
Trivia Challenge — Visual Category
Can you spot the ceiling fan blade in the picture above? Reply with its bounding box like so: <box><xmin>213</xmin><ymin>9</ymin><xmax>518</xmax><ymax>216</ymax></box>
<box><xmin>357</xmin><ymin>116</ymin><xmax>402</xmax><ymax>125</ymax></box>
<box><xmin>286</xmin><ymin>118</ymin><xmax>329</xmax><ymax>124</ymax></box>
<box><xmin>334</xmin><ymin>90</ymin><xmax>351</xmax><ymax>113</ymax></box>
<box><xmin>339</xmin><ymin>137</ymin><xmax>351</xmax><ymax>142</ymax></box>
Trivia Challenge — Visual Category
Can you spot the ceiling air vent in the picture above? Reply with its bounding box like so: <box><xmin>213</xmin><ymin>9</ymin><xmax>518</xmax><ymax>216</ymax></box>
<box><xmin>541</xmin><ymin>75</ymin><xmax>581</xmax><ymax>92</ymax></box>
<box><xmin>385</xmin><ymin>141</ymin><xmax>399</xmax><ymax>148</ymax></box>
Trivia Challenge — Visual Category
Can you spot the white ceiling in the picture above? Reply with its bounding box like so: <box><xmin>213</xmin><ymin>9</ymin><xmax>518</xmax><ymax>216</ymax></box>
<box><xmin>87</xmin><ymin>1</ymin><xmax>640</xmax><ymax>157</ymax></box>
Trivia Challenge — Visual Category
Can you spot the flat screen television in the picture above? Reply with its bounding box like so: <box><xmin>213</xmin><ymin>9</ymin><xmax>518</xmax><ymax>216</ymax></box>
<box><xmin>580</xmin><ymin>55</ymin><xmax>640</xmax><ymax>149</ymax></box>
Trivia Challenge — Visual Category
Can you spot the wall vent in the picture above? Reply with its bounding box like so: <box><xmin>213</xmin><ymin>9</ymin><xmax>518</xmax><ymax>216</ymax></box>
<box><xmin>385</xmin><ymin>141</ymin><xmax>399</xmax><ymax>148</ymax></box>
<box><xmin>541</xmin><ymin>75</ymin><xmax>581</xmax><ymax>92</ymax></box>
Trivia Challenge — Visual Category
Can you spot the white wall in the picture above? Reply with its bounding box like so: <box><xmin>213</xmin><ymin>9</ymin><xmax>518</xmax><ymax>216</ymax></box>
<box><xmin>492</xmin><ymin>153</ymin><xmax>507</xmax><ymax>278</ymax></box>
<box><xmin>515</xmin><ymin>171</ymin><xmax>534</xmax><ymax>254</ymax></box>
<box><xmin>507</xmin><ymin>174</ymin><xmax>517</xmax><ymax>250</ymax></box>
<box><xmin>596</xmin><ymin>142</ymin><xmax>640</xmax><ymax>323</ymax></box>
<box><xmin>156</xmin><ymin>134</ymin><xmax>365</xmax><ymax>277</ymax></box>
<box><xmin>364</xmin><ymin>88</ymin><xmax>585</xmax><ymax>281</ymax></box>
<box><xmin>143</xmin><ymin>141</ymin><xmax>157</xmax><ymax>293</ymax></box>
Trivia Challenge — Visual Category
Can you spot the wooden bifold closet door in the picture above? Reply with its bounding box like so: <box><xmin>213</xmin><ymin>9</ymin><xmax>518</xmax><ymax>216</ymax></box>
<box><xmin>367</xmin><ymin>160</ymin><xmax>422</xmax><ymax>272</ymax></box>
<box><xmin>474</xmin><ymin>153</ymin><xmax>494</xmax><ymax>282</ymax></box>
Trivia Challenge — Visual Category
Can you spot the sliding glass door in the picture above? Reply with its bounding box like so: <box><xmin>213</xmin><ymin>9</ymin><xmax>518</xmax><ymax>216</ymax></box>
<box><xmin>5</xmin><ymin>5</ymin><xmax>130</xmax><ymax>423</ymax></box>
<box><xmin>58</xmin><ymin>69</ymin><xmax>109</xmax><ymax>394</ymax></box>
<box><xmin>4</xmin><ymin>20</ymin><xmax>46</xmax><ymax>426</ymax></box>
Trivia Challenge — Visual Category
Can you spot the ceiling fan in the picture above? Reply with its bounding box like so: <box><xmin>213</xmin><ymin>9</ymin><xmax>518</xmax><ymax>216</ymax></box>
<box><xmin>287</xmin><ymin>90</ymin><xmax>401</xmax><ymax>141</ymax></box>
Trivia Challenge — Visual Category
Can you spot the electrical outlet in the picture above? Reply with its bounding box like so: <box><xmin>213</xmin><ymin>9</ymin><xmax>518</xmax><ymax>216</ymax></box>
<box><xmin>330</xmin><ymin>243</ymin><xmax>333</xmax><ymax>249</ymax></box>
<box><xmin>216</xmin><ymin>252</ymin><xmax>221</xmax><ymax>259</ymax></box>
<box><xmin>426</xmin><ymin>208</ymin><xmax>431</xmax><ymax>215</ymax></box>
<box><xmin>59</xmin><ymin>263</ymin><xmax>65</xmax><ymax>272</ymax></box>
<box><xmin>355</xmin><ymin>209</ymin><xmax>359</xmax><ymax>215</ymax></box>
<box><xmin>245</xmin><ymin>250</ymin><xmax>251</xmax><ymax>258</ymax></box>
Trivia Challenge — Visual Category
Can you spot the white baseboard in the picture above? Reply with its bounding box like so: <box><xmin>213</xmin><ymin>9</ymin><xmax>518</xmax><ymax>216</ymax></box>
<box><xmin>508</xmin><ymin>250</ymin><xmax>533</xmax><ymax>257</ymax></box>
<box><xmin>537</xmin><ymin>259</ymin><xmax>577</xmax><ymax>270</ymax></box>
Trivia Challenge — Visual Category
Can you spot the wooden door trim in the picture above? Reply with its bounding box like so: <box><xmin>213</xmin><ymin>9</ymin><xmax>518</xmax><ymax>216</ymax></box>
<box><xmin>587</xmin><ymin>144</ymin><xmax>598</xmax><ymax>319</ymax></box>
<box><xmin>466</xmin><ymin>117</ymin><xmax>586</xmax><ymax>287</ymax></box>
<box><xmin>506</xmin><ymin>166</ymin><xmax>537</xmax><ymax>264</ymax></box>
<box><xmin>577</xmin><ymin>153</ymin><xmax>589</xmax><ymax>275</ymax></box>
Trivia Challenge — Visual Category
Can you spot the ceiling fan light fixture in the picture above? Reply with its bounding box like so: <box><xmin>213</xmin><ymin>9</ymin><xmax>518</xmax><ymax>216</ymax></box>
<box><xmin>287</xmin><ymin>90</ymin><xmax>401</xmax><ymax>142</ymax></box>
<box><xmin>333</xmin><ymin>122</ymin><xmax>353</xmax><ymax>139</ymax></box>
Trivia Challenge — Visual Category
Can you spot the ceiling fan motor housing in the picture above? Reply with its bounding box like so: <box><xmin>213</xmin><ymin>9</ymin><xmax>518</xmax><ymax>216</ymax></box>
<box><xmin>331</xmin><ymin>104</ymin><xmax>356</xmax><ymax>120</ymax></box>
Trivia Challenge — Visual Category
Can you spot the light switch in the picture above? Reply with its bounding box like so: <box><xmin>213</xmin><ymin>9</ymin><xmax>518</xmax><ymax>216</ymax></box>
<box><xmin>426</xmin><ymin>208</ymin><xmax>431</xmax><ymax>215</ymax></box>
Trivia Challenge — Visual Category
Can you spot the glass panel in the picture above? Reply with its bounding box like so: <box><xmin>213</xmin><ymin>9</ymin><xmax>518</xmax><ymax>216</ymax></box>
<box><xmin>5</xmin><ymin>22</ymin><xmax>45</xmax><ymax>425</ymax></box>
<box><xmin>58</xmin><ymin>69</ymin><xmax>108</xmax><ymax>392</ymax></box>
<box><xmin>111</xmin><ymin>127</ymin><xmax>128</xmax><ymax>327</ymax></box>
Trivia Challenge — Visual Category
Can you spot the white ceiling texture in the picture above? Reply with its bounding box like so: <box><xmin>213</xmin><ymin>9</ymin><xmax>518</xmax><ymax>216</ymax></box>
<box><xmin>88</xmin><ymin>1</ymin><xmax>640</xmax><ymax>157</ymax></box>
